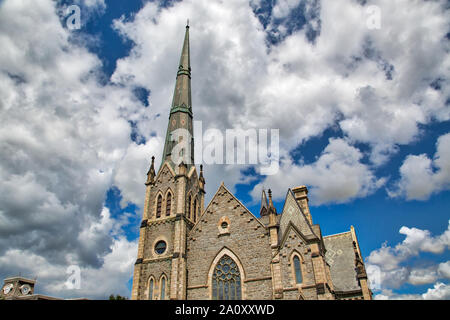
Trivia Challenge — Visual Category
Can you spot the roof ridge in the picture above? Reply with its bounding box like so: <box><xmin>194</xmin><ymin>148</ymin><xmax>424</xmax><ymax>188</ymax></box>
<box><xmin>323</xmin><ymin>230</ymin><xmax>351</xmax><ymax>238</ymax></box>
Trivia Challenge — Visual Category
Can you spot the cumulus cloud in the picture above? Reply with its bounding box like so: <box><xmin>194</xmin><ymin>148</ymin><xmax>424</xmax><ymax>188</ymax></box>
<box><xmin>1</xmin><ymin>0</ymin><xmax>449</xmax><ymax>299</ymax></box>
<box><xmin>375</xmin><ymin>282</ymin><xmax>450</xmax><ymax>300</ymax></box>
<box><xmin>0</xmin><ymin>0</ymin><xmax>146</xmax><ymax>298</ymax></box>
<box><xmin>388</xmin><ymin>133</ymin><xmax>450</xmax><ymax>200</ymax></box>
<box><xmin>367</xmin><ymin>221</ymin><xmax>450</xmax><ymax>294</ymax></box>
<box><xmin>251</xmin><ymin>138</ymin><xmax>385</xmax><ymax>205</ymax></box>
<box><xmin>111</xmin><ymin>0</ymin><xmax>449</xmax><ymax>205</ymax></box>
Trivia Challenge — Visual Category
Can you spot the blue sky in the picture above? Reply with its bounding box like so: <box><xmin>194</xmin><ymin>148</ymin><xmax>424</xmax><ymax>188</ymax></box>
<box><xmin>0</xmin><ymin>0</ymin><xmax>449</xmax><ymax>299</ymax></box>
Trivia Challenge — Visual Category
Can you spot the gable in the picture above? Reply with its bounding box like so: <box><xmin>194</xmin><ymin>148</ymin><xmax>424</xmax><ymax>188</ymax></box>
<box><xmin>186</xmin><ymin>183</ymin><xmax>272</xmax><ymax>290</ymax></box>
<box><xmin>189</xmin><ymin>183</ymin><xmax>265</xmax><ymax>236</ymax></box>
<box><xmin>279</xmin><ymin>189</ymin><xmax>316</xmax><ymax>239</ymax></box>
<box><xmin>279</xmin><ymin>222</ymin><xmax>315</xmax><ymax>250</ymax></box>
<box><xmin>155</xmin><ymin>161</ymin><xmax>176</xmax><ymax>184</ymax></box>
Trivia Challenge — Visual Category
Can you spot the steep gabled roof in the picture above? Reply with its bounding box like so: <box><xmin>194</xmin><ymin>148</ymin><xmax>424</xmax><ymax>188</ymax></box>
<box><xmin>323</xmin><ymin>231</ymin><xmax>360</xmax><ymax>292</ymax></box>
<box><xmin>279</xmin><ymin>189</ymin><xmax>317</xmax><ymax>239</ymax></box>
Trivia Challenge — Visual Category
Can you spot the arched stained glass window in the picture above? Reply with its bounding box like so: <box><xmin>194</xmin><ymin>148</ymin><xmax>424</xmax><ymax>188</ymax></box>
<box><xmin>156</xmin><ymin>195</ymin><xmax>162</xmax><ymax>218</ymax></box>
<box><xmin>212</xmin><ymin>255</ymin><xmax>241</xmax><ymax>300</ymax></box>
<box><xmin>166</xmin><ymin>193</ymin><xmax>172</xmax><ymax>216</ymax></box>
<box><xmin>160</xmin><ymin>277</ymin><xmax>166</xmax><ymax>300</ymax></box>
<box><xmin>293</xmin><ymin>255</ymin><xmax>302</xmax><ymax>284</ymax></box>
<box><xmin>148</xmin><ymin>278</ymin><xmax>154</xmax><ymax>300</ymax></box>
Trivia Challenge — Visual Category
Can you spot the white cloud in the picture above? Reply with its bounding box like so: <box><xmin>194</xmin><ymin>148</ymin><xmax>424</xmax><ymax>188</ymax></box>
<box><xmin>408</xmin><ymin>267</ymin><xmax>439</xmax><ymax>285</ymax></box>
<box><xmin>367</xmin><ymin>221</ymin><xmax>450</xmax><ymax>290</ymax></box>
<box><xmin>0</xmin><ymin>235</ymin><xmax>137</xmax><ymax>299</ymax></box>
<box><xmin>375</xmin><ymin>282</ymin><xmax>450</xmax><ymax>300</ymax></box>
<box><xmin>389</xmin><ymin>133</ymin><xmax>450</xmax><ymax>200</ymax></box>
<box><xmin>438</xmin><ymin>261</ymin><xmax>450</xmax><ymax>279</ymax></box>
<box><xmin>251</xmin><ymin>138</ymin><xmax>385</xmax><ymax>205</ymax></box>
<box><xmin>272</xmin><ymin>0</ymin><xmax>302</xmax><ymax>19</ymax></box>
<box><xmin>111</xmin><ymin>0</ymin><xmax>449</xmax><ymax>204</ymax></box>
<box><xmin>0</xmin><ymin>0</ymin><xmax>143</xmax><ymax>298</ymax></box>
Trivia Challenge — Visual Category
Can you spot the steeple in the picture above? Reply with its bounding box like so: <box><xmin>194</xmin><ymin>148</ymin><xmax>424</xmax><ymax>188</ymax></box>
<box><xmin>161</xmin><ymin>23</ymin><xmax>194</xmax><ymax>170</ymax></box>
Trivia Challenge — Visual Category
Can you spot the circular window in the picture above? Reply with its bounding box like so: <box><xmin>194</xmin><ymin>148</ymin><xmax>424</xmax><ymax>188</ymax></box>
<box><xmin>155</xmin><ymin>241</ymin><xmax>167</xmax><ymax>255</ymax></box>
<box><xmin>221</xmin><ymin>222</ymin><xmax>228</xmax><ymax>229</ymax></box>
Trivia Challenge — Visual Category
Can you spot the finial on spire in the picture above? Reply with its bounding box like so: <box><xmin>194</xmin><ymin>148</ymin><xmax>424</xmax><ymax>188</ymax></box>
<box><xmin>186</xmin><ymin>19</ymin><xmax>189</xmax><ymax>28</ymax></box>
<box><xmin>268</xmin><ymin>189</ymin><xmax>277</xmax><ymax>215</ymax></box>
<box><xmin>146</xmin><ymin>155</ymin><xmax>156</xmax><ymax>185</ymax></box>
<box><xmin>199</xmin><ymin>164</ymin><xmax>205</xmax><ymax>185</ymax></box>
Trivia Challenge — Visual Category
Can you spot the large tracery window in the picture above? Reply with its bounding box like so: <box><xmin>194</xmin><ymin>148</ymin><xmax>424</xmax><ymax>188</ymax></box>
<box><xmin>212</xmin><ymin>255</ymin><xmax>242</xmax><ymax>300</ymax></box>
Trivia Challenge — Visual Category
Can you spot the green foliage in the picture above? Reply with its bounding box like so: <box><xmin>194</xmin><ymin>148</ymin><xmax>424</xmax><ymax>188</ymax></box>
<box><xmin>109</xmin><ymin>294</ymin><xmax>128</xmax><ymax>300</ymax></box>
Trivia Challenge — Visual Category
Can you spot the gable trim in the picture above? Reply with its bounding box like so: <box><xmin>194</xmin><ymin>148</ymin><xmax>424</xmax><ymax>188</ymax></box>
<box><xmin>188</xmin><ymin>183</ymin><xmax>266</xmax><ymax>236</ymax></box>
<box><xmin>155</xmin><ymin>160</ymin><xmax>176</xmax><ymax>182</ymax></box>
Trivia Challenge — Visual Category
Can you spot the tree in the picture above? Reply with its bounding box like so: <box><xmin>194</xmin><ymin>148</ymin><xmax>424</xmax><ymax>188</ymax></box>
<box><xmin>109</xmin><ymin>294</ymin><xmax>128</xmax><ymax>300</ymax></box>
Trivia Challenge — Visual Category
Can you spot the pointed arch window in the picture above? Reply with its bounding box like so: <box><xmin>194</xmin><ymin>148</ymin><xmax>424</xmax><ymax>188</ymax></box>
<box><xmin>187</xmin><ymin>195</ymin><xmax>191</xmax><ymax>219</ymax></box>
<box><xmin>148</xmin><ymin>278</ymin><xmax>154</xmax><ymax>300</ymax></box>
<box><xmin>293</xmin><ymin>255</ymin><xmax>303</xmax><ymax>284</ymax></box>
<box><xmin>166</xmin><ymin>192</ymin><xmax>172</xmax><ymax>216</ymax></box>
<box><xmin>156</xmin><ymin>195</ymin><xmax>162</xmax><ymax>218</ymax></box>
<box><xmin>160</xmin><ymin>276</ymin><xmax>166</xmax><ymax>300</ymax></box>
<box><xmin>193</xmin><ymin>199</ymin><xmax>197</xmax><ymax>222</ymax></box>
<box><xmin>212</xmin><ymin>255</ymin><xmax>241</xmax><ymax>300</ymax></box>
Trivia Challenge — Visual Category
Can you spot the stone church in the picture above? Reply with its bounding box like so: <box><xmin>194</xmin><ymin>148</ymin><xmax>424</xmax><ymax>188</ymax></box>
<box><xmin>131</xmin><ymin>24</ymin><xmax>372</xmax><ymax>300</ymax></box>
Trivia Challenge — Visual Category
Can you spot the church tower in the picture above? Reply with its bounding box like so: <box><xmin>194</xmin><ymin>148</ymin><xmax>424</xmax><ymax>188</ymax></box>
<box><xmin>131</xmin><ymin>23</ymin><xmax>205</xmax><ymax>300</ymax></box>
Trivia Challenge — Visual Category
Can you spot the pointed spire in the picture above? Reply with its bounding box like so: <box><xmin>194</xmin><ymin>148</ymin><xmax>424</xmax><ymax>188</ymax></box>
<box><xmin>161</xmin><ymin>24</ymin><xmax>194</xmax><ymax>170</ymax></box>
<box><xmin>260</xmin><ymin>188</ymin><xmax>269</xmax><ymax>216</ymax></box>
<box><xmin>145</xmin><ymin>156</ymin><xmax>156</xmax><ymax>185</ymax></box>
<box><xmin>172</xmin><ymin>22</ymin><xmax>191</xmax><ymax>110</ymax></box>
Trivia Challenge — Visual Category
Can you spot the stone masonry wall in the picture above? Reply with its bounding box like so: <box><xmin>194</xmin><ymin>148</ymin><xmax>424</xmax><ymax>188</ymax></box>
<box><xmin>186</xmin><ymin>185</ymin><xmax>273</xmax><ymax>300</ymax></box>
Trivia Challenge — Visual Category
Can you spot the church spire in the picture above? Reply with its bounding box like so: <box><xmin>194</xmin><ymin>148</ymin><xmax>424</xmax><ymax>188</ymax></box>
<box><xmin>161</xmin><ymin>23</ymin><xmax>194</xmax><ymax>169</ymax></box>
<box><xmin>172</xmin><ymin>22</ymin><xmax>191</xmax><ymax>110</ymax></box>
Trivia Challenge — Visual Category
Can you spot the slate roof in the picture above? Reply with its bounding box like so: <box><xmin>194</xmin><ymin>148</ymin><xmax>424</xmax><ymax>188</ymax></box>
<box><xmin>323</xmin><ymin>231</ymin><xmax>360</xmax><ymax>292</ymax></box>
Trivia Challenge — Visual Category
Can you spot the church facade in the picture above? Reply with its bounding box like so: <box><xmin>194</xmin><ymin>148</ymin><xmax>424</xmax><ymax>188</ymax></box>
<box><xmin>131</xmin><ymin>25</ymin><xmax>372</xmax><ymax>300</ymax></box>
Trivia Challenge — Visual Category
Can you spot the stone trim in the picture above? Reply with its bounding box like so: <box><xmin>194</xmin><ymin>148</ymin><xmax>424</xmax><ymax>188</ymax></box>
<box><xmin>289</xmin><ymin>250</ymin><xmax>306</xmax><ymax>288</ymax></box>
<box><xmin>187</xmin><ymin>284</ymin><xmax>208</xmax><ymax>290</ymax></box>
<box><xmin>142</xmin><ymin>256</ymin><xmax>172</xmax><ymax>263</ymax></box>
<box><xmin>244</xmin><ymin>276</ymin><xmax>272</xmax><ymax>283</ymax></box>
